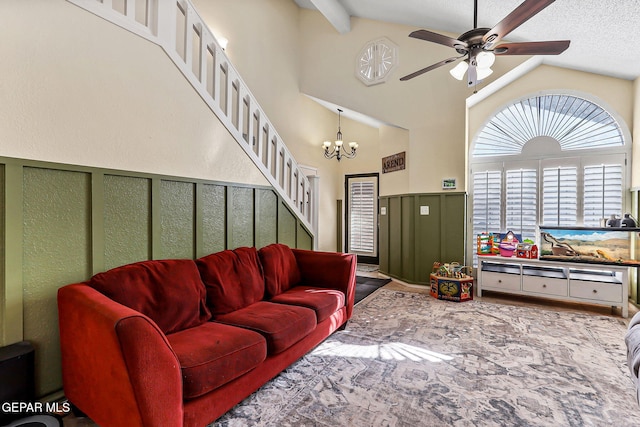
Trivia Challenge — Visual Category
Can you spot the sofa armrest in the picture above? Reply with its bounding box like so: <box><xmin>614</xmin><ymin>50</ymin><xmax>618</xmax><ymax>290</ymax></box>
<box><xmin>58</xmin><ymin>284</ymin><xmax>184</xmax><ymax>427</ymax></box>
<box><xmin>291</xmin><ymin>249</ymin><xmax>357</xmax><ymax>318</ymax></box>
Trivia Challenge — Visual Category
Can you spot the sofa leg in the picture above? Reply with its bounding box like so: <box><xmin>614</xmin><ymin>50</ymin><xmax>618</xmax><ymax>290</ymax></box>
<box><xmin>337</xmin><ymin>321</ymin><xmax>348</xmax><ymax>331</ymax></box>
<box><xmin>69</xmin><ymin>402</ymin><xmax>87</xmax><ymax>418</ymax></box>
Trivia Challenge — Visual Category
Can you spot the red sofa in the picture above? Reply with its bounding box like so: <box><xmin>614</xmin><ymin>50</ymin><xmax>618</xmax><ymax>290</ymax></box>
<box><xmin>57</xmin><ymin>244</ymin><xmax>356</xmax><ymax>427</ymax></box>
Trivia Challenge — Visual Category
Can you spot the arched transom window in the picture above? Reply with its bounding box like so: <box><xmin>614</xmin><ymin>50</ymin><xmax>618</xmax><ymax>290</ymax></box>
<box><xmin>473</xmin><ymin>94</ymin><xmax>624</xmax><ymax>157</ymax></box>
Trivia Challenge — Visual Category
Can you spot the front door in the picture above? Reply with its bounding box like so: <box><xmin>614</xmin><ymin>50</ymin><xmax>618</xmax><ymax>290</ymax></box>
<box><xmin>345</xmin><ymin>174</ymin><xmax>379</xmax><ymax>264</ymax></box>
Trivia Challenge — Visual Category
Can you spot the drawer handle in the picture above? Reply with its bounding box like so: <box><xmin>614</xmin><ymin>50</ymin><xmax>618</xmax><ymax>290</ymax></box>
<box><xmin>593</xmin><ymin>289</ymin><xmax>598</xmax><ymax>294</ymax></box>
<box><xmin>498</xmin><ymin>279</ymin><xmax>502</xmax><ymax>283</ymax></box>
<box><xmin>542</xmin><ymin>284</ymin><xmax>547</xmax><ymax>288</ymax></box>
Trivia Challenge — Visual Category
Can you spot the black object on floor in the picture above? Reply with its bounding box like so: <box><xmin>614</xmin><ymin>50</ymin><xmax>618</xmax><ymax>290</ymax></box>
<box><xmin>354</xmin><ymin>276</ymin><xmax>391</xmax><ymax>305</ymax></box>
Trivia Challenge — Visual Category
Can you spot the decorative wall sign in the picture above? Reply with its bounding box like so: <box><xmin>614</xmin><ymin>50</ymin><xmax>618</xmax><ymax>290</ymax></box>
<box><xmin>442</xmin><ymin>178</ymin><xmax>457</xmax><ymax>190</ymax></box>
<box><xmin>382</xmin><ymin>152</ymin><xmax>405</xmax><ymax>174</ymax></box>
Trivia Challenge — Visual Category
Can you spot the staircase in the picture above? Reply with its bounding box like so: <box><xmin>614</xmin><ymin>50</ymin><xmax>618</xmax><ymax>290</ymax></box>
<box><xmin>67</xmin><ymin>0</ymin><xmax>317</xmax><ymax>237</ymax></box>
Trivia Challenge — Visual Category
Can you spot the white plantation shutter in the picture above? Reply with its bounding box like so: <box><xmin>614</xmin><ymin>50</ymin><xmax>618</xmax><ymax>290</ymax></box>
<box><xmin>472</xmin><ymin>170</ymin><xmax>501</xmax><ymax>265</ymax></box>
<box><xmin>472</xmin><ymin>170</ymin><xmax>501</xmax><ymax>235</ymax></box>
<box><xmin>542</xmin><ymin>166</ymin><xmax>577</xmax><ymax>226</ymax></box>
<box><xmin>349</xmin><ymin>181</ymin><xmax>376</xmax><ymax>253</ymax></box>
<box><xmin>583</xmin><ymin>164</ymin><xmax>623</xmax><ymax>226</ymax></box>
<box><xmin>506</xmin><ymin>168</ymin><xmax>537</xmax><ymax>241</ymax></box>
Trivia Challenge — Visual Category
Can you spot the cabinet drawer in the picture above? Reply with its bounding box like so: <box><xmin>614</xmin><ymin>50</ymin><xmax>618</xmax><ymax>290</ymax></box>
<box><xmin>522</xmin><ymin>275</ymin><xmax>567</xmax><ymax>296</ymax></box>
<box><xmin>481</xmin><ymin>271</ymin><xmax>520</xmax><ymax>291</ymax></box>
<box><xmin>569</xmin><ymin>280</ymin><xmax>621</xmax><ymax>303</ymax></box>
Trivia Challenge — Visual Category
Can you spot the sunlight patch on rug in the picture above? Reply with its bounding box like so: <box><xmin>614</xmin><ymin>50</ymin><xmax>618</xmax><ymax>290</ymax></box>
<box><xmin>314</xmin><ymin>341</ymin><xmax>455</xmax><ymax>363</ymax></box>
<box><xmin>213</xmin><ymin>289</ymin><xmax>636</xmax><ymax>427</ymax></box>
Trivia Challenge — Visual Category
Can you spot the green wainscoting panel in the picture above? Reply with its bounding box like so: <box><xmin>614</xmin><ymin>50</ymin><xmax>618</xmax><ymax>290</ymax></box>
<box><xmin>378</xmin><ymin>198</ymin><xmax>389</xmax><ymax>273</ymax></box>
<box><xmin>255</xmin><ymin>188</ymin><xmax>277</xmax><ymax>249</ymax></box>
<box><xmin>0</xmin><ymin>164</ymin><xmax>5</xmax><ymax>344</ymax></box>
<box><xmin>297</xmin><ymin>223</ymin><xmax>312</xmax><ymax>250</ymax></box>
<box><xmin>278</xmin><ymin>201</ymin><xmax>297</xmax><ymax>248</ymax></box>
<box><xmin>159</xmin><ymin>180</ymin><xmax>196</xmax><ymax>259</ymax></box>
<box><xmin>22</xmin><ymin>167</ymin><xmax>92</xmax><ymax>397</ymax></box>
<box><xmin>401</xmin><ymin>196</ymin><xmax>415</xmax><ymax>282</ymax></box>
<box><xmin>200</xmin><ymin>183</ymin><xmax>227</xmax><ymax>256</ymax></box>
<box><xmin>388</xmin><ymin>197</ymin><xmax>402</xmax><ymax>278</ymax></box>
<box><xmin>228</xmin><ymin>186</ymin><xmax>254</xmax><ymax>249</ymax></box>
<box><xmin>3</xmin><ymin>164</ymin><xmax>23</xmax><ymax>346</ymax></box>
<box><xmin>441</xmin><ymin>193</ymin><xmax>466</xmax><ymax>263</ymax></box>
<box><xmin>103</xmin><ymin>175</ymin><xmax>151</xmax><ymax>270</ymax></box>
<box><xmin>415</xmin><ymin>194</ymin><xmax>443</xmax><ymax>284</ymax></box>
<box><xmin>380</xmin><ymin>192</ymin><xmax>467</xmax><ymax>285</ymax></box>
<box><xmin>0</xmin><ymin>156</ymin><xmax>313</xmax><ymax>397</ymax></box>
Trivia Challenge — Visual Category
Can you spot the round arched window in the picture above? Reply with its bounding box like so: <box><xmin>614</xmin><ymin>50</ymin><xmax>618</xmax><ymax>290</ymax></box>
<box><xmin>473</xmin><ymin>94</ymin><xmax>624</xmax><ymax>157</ymax></box>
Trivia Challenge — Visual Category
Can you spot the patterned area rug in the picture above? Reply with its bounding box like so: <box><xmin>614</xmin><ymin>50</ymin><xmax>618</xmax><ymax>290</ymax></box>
<box><xmin>213</xmin><ymin>289</ymin><xmax>637</xmax><ymax>426</ymax></box>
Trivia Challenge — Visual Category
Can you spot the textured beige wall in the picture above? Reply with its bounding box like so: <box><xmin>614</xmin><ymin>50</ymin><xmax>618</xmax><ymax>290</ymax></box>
<box><xmin>297</xmin><ymin>10</ymin><xmax>527</xmax><ymax>194</ymax></box>
<box><xmin>379</xmin><ymin>125</ymin><xmax>410</xmax><ymax>197</ymax></box>
<box><xmin>0</xmin><ymin>0</ymin><xmax>268</xmax><ymax>186</ymax></box>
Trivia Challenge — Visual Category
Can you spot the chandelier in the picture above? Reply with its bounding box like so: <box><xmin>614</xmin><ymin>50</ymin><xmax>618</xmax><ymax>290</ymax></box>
<box><xmin>323</xmin><ymin>108</ymin><xmax>358</xmax><ymax>161</ymax></box>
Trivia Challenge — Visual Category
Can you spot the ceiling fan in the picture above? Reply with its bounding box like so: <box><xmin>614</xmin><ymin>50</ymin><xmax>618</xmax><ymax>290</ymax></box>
<box><xmin>400</xmin><ymin>0</ymin><xmax>570</xmax><ymax>88</ymax></box>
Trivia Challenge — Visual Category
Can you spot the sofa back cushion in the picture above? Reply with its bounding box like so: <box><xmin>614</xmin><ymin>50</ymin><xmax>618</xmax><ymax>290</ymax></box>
<box><xmin>258</xmin><ymin>244</ymin><xmax>301</xmax><ymax>298</ymax></box>
<box><xmin>196</xmin><ymin>247</ymin><xmax>265</xmax><ymax>315</ymax></box>
<box><xmin>88</xmin><ymin>259</ymin><xmax>210</xmax><ymax>335</ymax></box>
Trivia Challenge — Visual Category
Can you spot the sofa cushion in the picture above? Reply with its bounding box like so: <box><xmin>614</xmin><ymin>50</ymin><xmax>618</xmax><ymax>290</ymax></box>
<box><xmin>196</xmin><ymin>247</ymin><xmax>264</xmax><ymax>315</ymax></box>
<box><xmin>167</xmin><ymin>322</ymin><xmax>266</xmax><ymax>400</ymax></box>
<box><xmin>258</xmin><ymin>244</ymin><xmax>301</xmax><ymax>298</ymax></box>
<box><xmin>270</xmin><ymin>286</ymin><xmax>345</xmax><ymax>323</ymax></box>
<box><xmin>214</xmin><ymin>301</ymin><xmax>316</xmax><ymax>354</ymax></box>
<box><xmin>89</xmin><ymin>259</ymin><xmax>210</xmax><ymax>335</ymax></box>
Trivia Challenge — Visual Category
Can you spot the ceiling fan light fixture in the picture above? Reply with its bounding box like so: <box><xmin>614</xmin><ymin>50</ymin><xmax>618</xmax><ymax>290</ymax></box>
<box><xmin>450</xmin><ymin>61</ymin><xmax>469</xmax><ymax>80</ymax></box>
<box><xmin>477</xmin><ymin>67</ymin><xmax>494</xmax><ymax>80</ymax></box>
<box><xmin>476</xmin><ymin>51</ymin><xmax>495</xmax><ymax>69</ymax></box>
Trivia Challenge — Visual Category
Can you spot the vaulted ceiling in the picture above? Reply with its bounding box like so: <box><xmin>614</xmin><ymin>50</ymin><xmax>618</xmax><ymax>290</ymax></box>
<box><xmin>295</xmin><ymin>0</ymin><xmax>640</xmax><ymax>81</ymax></box>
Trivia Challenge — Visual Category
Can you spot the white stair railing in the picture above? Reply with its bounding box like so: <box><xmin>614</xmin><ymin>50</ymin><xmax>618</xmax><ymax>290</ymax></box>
<box><xmin>67</xmin><ymin>0</ymin><xmax>315</xmax><ymax>236</ymax></box>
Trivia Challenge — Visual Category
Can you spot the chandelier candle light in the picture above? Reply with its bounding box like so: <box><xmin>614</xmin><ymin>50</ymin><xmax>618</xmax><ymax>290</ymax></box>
<box><xmin>323</xmin><ymin>108</ymin><xmax>358</xmax><ymax>161</ymax></box>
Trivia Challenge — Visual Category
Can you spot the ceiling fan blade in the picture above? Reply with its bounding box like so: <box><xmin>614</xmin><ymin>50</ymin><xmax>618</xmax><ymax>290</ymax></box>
<box><xmin>483</xmin><ymin>0</ymin><xmax>556</xmax><ymax>49</ymax></box>
<box><xmin>409</xmin><ymin>29</ymin><xmax>468</xmax><ymax>50</ymax></box>
<box><xmin>494</xmin><ymin>40</ymin><xmax>570</xmax><ymax>55</ymax></box>
<box><xmin>400</xmin><ymin>56</ymin><xmax>462</xmax><ymax>81</ymax></box>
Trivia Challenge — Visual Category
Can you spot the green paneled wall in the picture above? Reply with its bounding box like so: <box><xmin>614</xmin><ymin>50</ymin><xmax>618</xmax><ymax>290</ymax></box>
<box><xmin>0</xmin><ymin>165</ymin><xmax>4</xmax><ymax>339</ymax></box>
<box><xmin>255</xmin><ymin>188</ymin><xmax>278</xmax><ymax>249</ymax></box>
<box><xmin>388</xmin><ymin>197</ymin><xmax>402</xmax><ymax>279</ymax></box>
<box><xmin>23</xmin><ymin>168</ymin><xmax>92</xmax><ymax>396</ymax></box>
<box><xmin>297</xmin><ymin>223</ymin><xmax>313</xmax><ymax>250</ymax></box>
<box><xmin>379</xmin><ymin>192</ymin><xmax>467</xmax><ymax>285</ymax></box>
<box><xmin>160</xmin><ymin>180</ymin><xmax>196</xmax><ymax>259</ymax></box>
<box><xmin>0</xmin><ymin>157</ymin><xmax>313</xmax><ymax>397</ymax></box>
<box><xmin>278</xmin><ymin>200</ymin><xmax>297</xmax><ymax>248</ymax></box>
<box><xmin>228</xmin><ymin>186</ymin><xmax>254</xmax><ymax>249</ymax></box>
<box><xmin>103</xmin><ymin>175</ymin><xmax>152</xmax><ymax>270</ymax></box>
<box><xmin>379</xmin><ymin>198</ymin><xmax>389</xmax><ymax>273</ymax></box>
<box><xmin>200</xmin><ymin>183</ymin><xmax>227</xmax><ymax>257</ymax></box>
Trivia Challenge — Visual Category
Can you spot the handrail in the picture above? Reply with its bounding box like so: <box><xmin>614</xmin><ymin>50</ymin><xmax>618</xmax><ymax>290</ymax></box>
<box><xmin>67</xmin><ymin>0</ymin><xmax>316</xmax><ymax>236</ymax></box>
